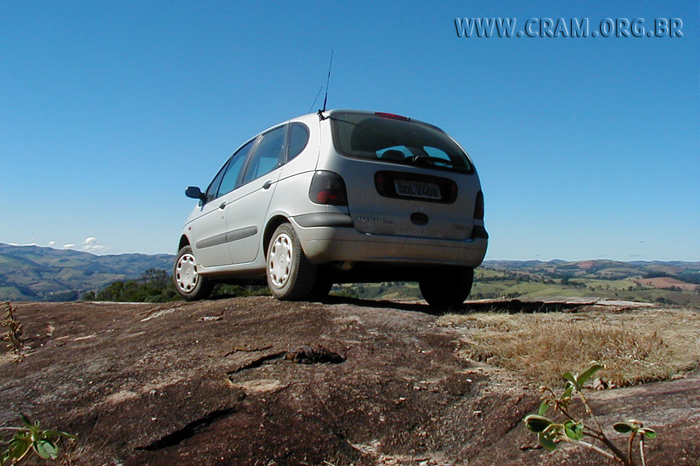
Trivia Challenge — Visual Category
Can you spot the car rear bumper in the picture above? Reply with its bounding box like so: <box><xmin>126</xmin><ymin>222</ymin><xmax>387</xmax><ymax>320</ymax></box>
<box><xmin>290</xmin><ymin>216</ymin><xmax>488</xmax><ymax>268</ymax></box>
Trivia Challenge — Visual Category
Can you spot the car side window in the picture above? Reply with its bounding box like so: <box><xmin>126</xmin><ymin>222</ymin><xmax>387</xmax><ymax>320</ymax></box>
<box><xmin>204</xmin><ymin>163</ymin><xmax>228</xmax><ymax>204</ymax></box>
<box><xmin>287</xmin><ymin>123</ymin><xmax>309</xmax><ymax>162</ymax></box>
<box><xmin>241</xmin><ymin>125</ymin><xmax>286</xmax><ymax>185</ymax></box>
<box><xmin>217</xmin><ymin>139</ymin><xmax>255</xmax><ymax>197</ymax></box>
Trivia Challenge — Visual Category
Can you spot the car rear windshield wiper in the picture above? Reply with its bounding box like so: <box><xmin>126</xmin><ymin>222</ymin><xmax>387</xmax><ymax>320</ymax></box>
<box><xmin>410</xmin><ymin>154</ymin><xmax>454</xmax><ymax>168</ymax></box>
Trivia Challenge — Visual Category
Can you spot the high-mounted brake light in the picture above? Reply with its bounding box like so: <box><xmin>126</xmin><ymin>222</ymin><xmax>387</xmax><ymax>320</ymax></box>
<box><xmin>374</xmin><ymin>112</ymin><xmax>410</xmax><ymax>121</ymax></box>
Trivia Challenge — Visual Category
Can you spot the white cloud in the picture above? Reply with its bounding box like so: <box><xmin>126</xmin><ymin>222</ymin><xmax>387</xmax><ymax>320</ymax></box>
<box><xmin>48</xmin><ymin>241</ymin><xmax>56</xmax><ymax>247</ymax></box>
<box><xmin>56</xmin><ymin>238</ymin><xmax>110</xmax><ymax>253</ymax></box>
<box><xmin>82</xmin><ymin>237</ymin><xmax>108</xmax><ymax>252</ymax></box>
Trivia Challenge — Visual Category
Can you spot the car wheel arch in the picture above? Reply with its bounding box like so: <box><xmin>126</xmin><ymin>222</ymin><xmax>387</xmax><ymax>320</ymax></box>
<box><xmin>178</xmin><ymin>235</ymin><xmax>191</xmax><ymax>253</ymax></box>
<box><xmin>263</xmin><ymin>215</ymin><xmax>291</xmax><ymax>259</ymax></box>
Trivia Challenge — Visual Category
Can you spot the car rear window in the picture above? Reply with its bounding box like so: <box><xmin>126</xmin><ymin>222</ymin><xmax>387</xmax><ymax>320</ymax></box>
<box><xmin>330</xmin><ymin>112</ymin><xmax>473</xmax><ymax>173</ymax></box>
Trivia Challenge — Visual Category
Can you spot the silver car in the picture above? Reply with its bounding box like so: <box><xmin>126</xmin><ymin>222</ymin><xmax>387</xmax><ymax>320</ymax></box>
<box><xmin>174</xmin><ymin>110</ymin><xmax>488</xmax><ymax>308</ymax></box>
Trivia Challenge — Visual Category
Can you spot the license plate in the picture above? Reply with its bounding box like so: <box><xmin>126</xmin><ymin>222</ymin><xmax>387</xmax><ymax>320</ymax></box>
<box><xmin>394</xmin><ymin>180</ymin><xmax>441</xmax><ymax>200</ymax></box>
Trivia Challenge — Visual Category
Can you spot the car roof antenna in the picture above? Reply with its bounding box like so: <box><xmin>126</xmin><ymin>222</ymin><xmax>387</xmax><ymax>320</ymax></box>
<box><xmin>308</xmin><ymin>85</ymin><xmax>323</xmax><ymax>114</ymax></box>
<box><xmin>317</xmin><ymin>50</ymin><xmax>333</xmax><ymax>119</ymax></box>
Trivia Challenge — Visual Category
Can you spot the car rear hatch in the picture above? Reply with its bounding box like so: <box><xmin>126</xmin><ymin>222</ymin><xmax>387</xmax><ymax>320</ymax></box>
<box><xmin>328</xmin><ymin>111</ymin><xmax>481</xmax><ymax>241</ymax></box>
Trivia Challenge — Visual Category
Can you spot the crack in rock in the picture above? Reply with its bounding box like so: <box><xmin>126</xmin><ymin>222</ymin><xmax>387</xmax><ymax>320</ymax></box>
<box><xmin>285</xmin><ymin>345</ymin><xmax>345</xmax><ymax>364</ymax></box>
<box><xmin>227</xmin><ymin>346</ymin><xmax>345</xmax><ymax>378</ymax></box>
<box><xmin>136</xmin><ymin>408</ymin><xmax>236</xmax><ymax>451</ymax></box>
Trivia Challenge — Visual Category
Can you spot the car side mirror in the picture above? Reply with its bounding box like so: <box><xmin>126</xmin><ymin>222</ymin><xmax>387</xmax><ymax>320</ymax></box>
<box><xmin>185</xmin><ymin>186</ymin><xmax>206</xmax><ymax>201</ymax></box>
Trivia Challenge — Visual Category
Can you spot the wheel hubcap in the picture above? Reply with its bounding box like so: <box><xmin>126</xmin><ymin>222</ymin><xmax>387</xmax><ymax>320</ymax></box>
<box><xmin>176</xmin><ymin>253</ymin><xmax>198</xmax><ymax>292</ymax></box>
<box><xmin>269</xmin><ymin>233</ymin><xmax>293</xmax><ymax>288</ymax></box>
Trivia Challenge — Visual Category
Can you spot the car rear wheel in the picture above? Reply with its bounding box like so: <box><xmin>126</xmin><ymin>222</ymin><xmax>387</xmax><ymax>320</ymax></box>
<box><xmin>266</xmin><ymin>223</ymin><xmax>317</xmax><ymax>300</ymax></box>
<box><xmin>173</xmin><ymin>245</ymin><xmax>214</xmax><ymax>300</ymax></box>
<box><xmin>419</xmin><ymin>266</ymin><xmax>474</xmax><ymax>310</ymax></box>
<box><xmin>309</xmin><ymin>270</ymin><xmax>334</xmax><ymax>300</ymax></box>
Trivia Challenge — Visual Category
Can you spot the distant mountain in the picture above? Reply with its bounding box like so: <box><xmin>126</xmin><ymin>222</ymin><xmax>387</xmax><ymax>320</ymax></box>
<box><xmin>0</xmin><ymin>243</ymin><xmax>175</xmax><ymax>301</ymax></box>
<box><xmin>2</xmin><ymin>243</ymin><xmax>699</xmax><ymax>303</ymax></box>
<box><xmin>486</xmin><ymin>259</ymin><xmax>699</xmax><ymax>284</ymax></box>
<box><xmin>477</xmin><ymin>259</ymin><xmax>700</xmax><ymax>305</ymax></box>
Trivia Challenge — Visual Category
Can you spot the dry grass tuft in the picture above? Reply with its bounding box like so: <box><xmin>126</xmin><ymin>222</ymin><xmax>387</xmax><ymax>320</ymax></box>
<box><xmin>439</xmin><ymin>307</ymin><xmax>700</xmax><ymax>388</ymax></box>
<box><xmin>2</xmin><ymin>302</ymin><xmax>25</xmax><ymax>362</ymax></box>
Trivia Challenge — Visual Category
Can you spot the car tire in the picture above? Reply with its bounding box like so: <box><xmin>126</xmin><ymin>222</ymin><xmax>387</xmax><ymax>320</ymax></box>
<box><xmin>309</xmin><ymin>270</ymin><xmax>334</xmax><ymax>300</ymax></box>
<box><xmin>266</xmin><ymin>223</ymin><xmax>317</xmax><ymax>300</ymax></box>
<box><xmin>173</xmin><ymin>245</ymin><xmax>214</xmax><ymax>301</ymax></box>
<box><xmin>419</xmin><ymin>266</ymin><xmax>474</xmax><ymax>310</ymax></box>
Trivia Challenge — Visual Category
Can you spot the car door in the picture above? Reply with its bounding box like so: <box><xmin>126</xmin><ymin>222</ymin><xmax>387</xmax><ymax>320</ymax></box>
<box><xmin>190</xmin><ymin>139</ymin><xmax>255</xmax><ymax>267</ymax></box>
<box><xmin>225</xmin><ymin>125</ymin><xmax>287</xmax><ymax>264</ymax></box>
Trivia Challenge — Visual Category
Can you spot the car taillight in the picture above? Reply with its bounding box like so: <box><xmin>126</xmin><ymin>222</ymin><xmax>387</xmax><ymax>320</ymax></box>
<box><xmin>309</xmin><ymin>171</ymin><xmax>348</xmax><ymax>206</ymax></box>
<box><xmin>374</xmin><ymin>172</ymin><xmax>389</xmax><ymax>197</ymax></box>
<box><xmin>474</xmin><ymin>191</ymin><xmax>484</xmax><ymax>219</ymax></box>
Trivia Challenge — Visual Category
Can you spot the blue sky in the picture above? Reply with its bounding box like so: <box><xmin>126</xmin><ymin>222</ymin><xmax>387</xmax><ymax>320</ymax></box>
<box><xmin>1</xmin><ymin>1</ymin><xmax>698</xmax><ymax>261</ymax></box>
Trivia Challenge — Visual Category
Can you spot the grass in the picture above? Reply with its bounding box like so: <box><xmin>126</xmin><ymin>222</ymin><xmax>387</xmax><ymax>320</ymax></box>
<box><xmin>470</xmin><ymin>267</ymin><xmax>700</xmax><ymax>306</ymax></box>
<box><xmin>2</xmin><ymin>302</ymin><xmax>25</xmax><ymax>362</ymax></box>
<box><xmin>438</xmin><ymin>306</ymin><xmax>700</xmax><ymax>388</ymax></box>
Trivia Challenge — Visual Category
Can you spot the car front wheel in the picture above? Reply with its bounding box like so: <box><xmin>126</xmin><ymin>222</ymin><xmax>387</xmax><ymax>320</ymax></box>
<box><xmin>419</xmin><ymin>266</ymin><xmax>474</xmax><ymax>310</ymax></box>
<box><xmin>266</xmin><ymin>223</ymin><xmax>317</xmax><ymax>300</ymax></box>
<box><xmin>173</xmin><ymin>245</ymin><xmax>214</xmax><ymax>300</ymax></box>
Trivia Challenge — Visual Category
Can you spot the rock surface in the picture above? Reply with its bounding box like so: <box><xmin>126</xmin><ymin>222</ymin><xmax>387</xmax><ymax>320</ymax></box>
<box><xmin>1</xmin><ymin>297</ymin><xmax>698</xmax><ymax>465</ymax></box>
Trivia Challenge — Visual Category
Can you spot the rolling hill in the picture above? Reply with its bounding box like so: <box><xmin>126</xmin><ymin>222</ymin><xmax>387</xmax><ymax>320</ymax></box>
<box><xmin>336</xmin><ymin>259</ymin><xmax>700</xmax><ymax>306</ymax></box>
<box><xmin>0</xmin><ymin>243</ymin><xmax>174</xmax><ymax>301</ymax></box>
<box><xmin>1</xmin><ymin>243</ymin><xmax>699</xmax><ymax>305</ymax></box>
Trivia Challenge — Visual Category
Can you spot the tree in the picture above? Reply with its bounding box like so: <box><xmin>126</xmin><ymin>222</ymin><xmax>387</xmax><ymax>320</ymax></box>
<box><xmin>141</xmin><ymin>269</ymin><xmax>169</xmax><ymax>292</ymax></box>
<box><xmin>92</xmin><ymin>269</ymin><xmax>178</xmax><ymax>303</ymax></box>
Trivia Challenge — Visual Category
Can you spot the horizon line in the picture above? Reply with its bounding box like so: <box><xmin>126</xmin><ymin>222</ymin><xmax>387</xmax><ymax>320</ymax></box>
<box><xmin>1</xmin><ymin>242</ymin><xmax>698</xmax><ymax>264</ymax></box>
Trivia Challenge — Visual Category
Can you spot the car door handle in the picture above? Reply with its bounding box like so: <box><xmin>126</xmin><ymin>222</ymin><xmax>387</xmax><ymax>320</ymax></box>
<box><xmin>219</xmin><ymin>202</ymin><xmax>226</xmax><ymax>209</ymax></box>
<box><xmin>262</xmin><ymin>180</ymin><xmax>273</xmax><ymax>190</ymax></box>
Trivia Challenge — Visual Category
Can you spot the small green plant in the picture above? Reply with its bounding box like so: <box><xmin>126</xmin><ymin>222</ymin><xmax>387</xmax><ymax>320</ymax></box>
<box><xmin>524</xmin><ymin>362</ymin><xmax>657</xmax><ymax>466</ymax></box>
<box><xmin>0</xmin><ymin>414</ymin><xmax>76</xmax><ymax>465</ymax></box>
<box><xmin>1</xmin><ymin>302</ymin><xmax>24</xmax><ymax>363</ymax></box>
